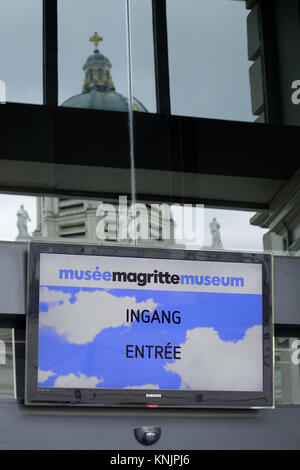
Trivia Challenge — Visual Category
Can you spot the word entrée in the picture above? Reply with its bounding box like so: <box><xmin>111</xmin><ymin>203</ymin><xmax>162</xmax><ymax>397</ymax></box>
<box><xmin>126</xmin><ymin>343</ymin><xmax>181</xmax><ymax>360</ymax></box>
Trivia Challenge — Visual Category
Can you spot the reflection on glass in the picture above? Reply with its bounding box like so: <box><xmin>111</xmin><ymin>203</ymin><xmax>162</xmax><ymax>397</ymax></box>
<box><xmin>0</xmin><ymin>194</ymin><xmax>36</xmax><ymax>242</ymax></box>
<box><xmin>166</xmin><ymin>0</ymin><xmax>253</xmax><ymax>122</ymax></box>
<box><xmin>0</xmin><ymin>191</ymin><xmax>298</xmax><ymax>257</ymax></box>
<box><xmin>202</xmin><ymin>208</ymin><xmax>268</xmax><ymax>253</ymax></box>
<box><xmin>0</xmin><ymin>191</ymin><xmax>266</xmax><ymax>253</ymax></box>
<box><xmin>250</xmin><ymin>169</ymin><xmax>300</xmax><ymax>256</ymax></box>
<box><xmin>10</xmin><ymin>194</ymin><xmax>258</xmax><ymax>251</ymax></box>
<box><xmin>275</xmin><ymin>337</ymin><xmax>300</xmax><ymax>404</ymax></box>
<box><xmin>58</xmin><ymin>0</ymin><xmax>130</xmax><ymax>110</ymax></box>
<box><xmin>0</xmin><ymin>0</ymin><xmax>42</xmax><ymax>104</ymax></box>
<box><xmin>129</xmin><ymin>0</ymin><xmax>157</xmax><ymax>113</ymax></box>
<box><xmin>0</xmin><ymin>329</ymin><xmax>15</xmax><ymax>399</ymax></box>
<box><xmin>33</xmin><ymin>196</ymin><xmax>181</xmax><ymax>248</ymax></box>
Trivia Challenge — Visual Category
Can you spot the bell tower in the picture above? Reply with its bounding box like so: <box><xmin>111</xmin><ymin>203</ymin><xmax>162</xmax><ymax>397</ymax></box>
<box><xmin>82</xmin><ymin>32</ymin><xmax>115</xmax><ymax>93</ymax></box>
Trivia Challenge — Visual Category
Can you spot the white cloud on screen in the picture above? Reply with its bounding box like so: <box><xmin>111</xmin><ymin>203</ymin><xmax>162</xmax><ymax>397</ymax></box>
<box><xmin>164</xmin><ymin>325</ymin><xmax>263</xmax><ymax>391</ymax></box>
<box><xmin>123</xmin><ymin>384</ymin><xmax>159</xmax><ymax>389</ymax></box>
<box><xmin>38</xmin><ymin>369</ymin><xmax>56</xmax><ymax>383</ymax></box>
<box><xmin>39</xmin><ymin>287</ymin><xmax>157</xmax><ymax>344</ymax></box>
<box><xmin>40</xmin><ymin>286</ymin><xmax>71</xmax><ymax>305</ymax></box>
<box><xmin>54</xmin><ymin>372</ymin><xmax>103</xmax><ymax>388</ymax></box>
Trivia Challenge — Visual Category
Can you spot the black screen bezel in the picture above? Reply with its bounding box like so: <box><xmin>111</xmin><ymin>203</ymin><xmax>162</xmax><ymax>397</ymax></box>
<box><xmin>25</xmin><ymin>241</ymin><xmax>274</xmax><ymax>409</ymax></box>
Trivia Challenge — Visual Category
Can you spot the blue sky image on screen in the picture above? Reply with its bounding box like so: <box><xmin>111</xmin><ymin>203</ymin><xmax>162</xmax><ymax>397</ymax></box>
<box><xmin>37</xmin><ymin>285</ymin><xmax>263</xmax><ymax>392</ymax></box>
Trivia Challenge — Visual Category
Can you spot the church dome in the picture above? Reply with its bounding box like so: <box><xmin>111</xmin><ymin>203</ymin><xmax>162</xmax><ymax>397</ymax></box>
<box><xmin>62</xmin><ymin>89</ymin><xmax>148</xmax><ymax>112</ymax></box>
<box><xmin>62</xmin><ymin>89</ymin><xmax>128</xmax><ymax>111</ymax></box>
<box><xmin>61</xmin><ymin>32</ymin><xmax>148</xmax><ymax>113</ymax></box>
<box><xmin>85</xmin><ymin>51</ymin><xmax>109</xmax><ymax>65</ymax></box>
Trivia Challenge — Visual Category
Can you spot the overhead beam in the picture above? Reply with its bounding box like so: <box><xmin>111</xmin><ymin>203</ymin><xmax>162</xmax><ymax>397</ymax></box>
<box><xmin>0</xmin><ymin>103</ymin><xmax>298</xmax><ymax>209</ymax></box>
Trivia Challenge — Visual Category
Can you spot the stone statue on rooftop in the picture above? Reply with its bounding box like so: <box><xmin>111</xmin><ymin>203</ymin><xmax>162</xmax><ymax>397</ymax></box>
<box><xmin>209</xmin><ymin>217</ymin><xmax>223</xmax><ymax>249</ymax></box>
<box><xmin>16</xmin><ymin>204</ymin><xmax>31</xmax><ymax>239</ymax></box>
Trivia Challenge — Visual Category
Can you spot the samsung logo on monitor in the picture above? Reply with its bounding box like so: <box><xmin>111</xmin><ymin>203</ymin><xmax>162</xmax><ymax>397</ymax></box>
<box><xmin>146</xmin><ymin>393</ymin><xmax>162</xmax><ymax>398</ymax></box>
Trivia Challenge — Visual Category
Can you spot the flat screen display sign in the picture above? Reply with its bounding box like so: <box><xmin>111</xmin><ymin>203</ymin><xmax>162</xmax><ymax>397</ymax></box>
<box><xmin>25</xmin><ymin>243</ymin><xmax>273</xmax><ymax>408</ymax></box>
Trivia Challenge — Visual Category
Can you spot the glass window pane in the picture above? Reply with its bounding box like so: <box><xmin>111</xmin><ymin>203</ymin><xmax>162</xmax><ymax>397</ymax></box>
<box><xmin>0</xmin><ymin>193</ymin><xmax>264</xmax><ymax>252</ymax></box>
<box><xmin>129</xmin><ymin>0</ymin><xmax>157</xmax><ymax>113</ymax></box>
<box><xmin>179</xmin><ymin>207</ymin><xmax>268</xmax><ymax>252</ymax></box>
<box><xmin>28</xmin><ymin>195</ymin><xmax>184</xmax><ymax>249</ymax></box>
<box><xmin>166</xmin><ymin>0</ymin><xmax>253</xmax><ymax>122</ymax></box>
<box><xmin>56</xmin><ymin>0</ymin><xmax>133</xmax><ymax>227</ymax></box>
<box><xmin>275</xmin><ymin>336</ymin><xmax>300</xmax><ymax>405</ymax></box>
<box><xmin>58</xmin><ymin>0</ymin><xmax>129</xmax><ymax>110</ymax></box>
<box><xmin>0</xmin><ymin>191</ymin><xmax>299</xmax><ymax>257</ymax></box>
<box><xmin>0</xmin><ymin>195</ymin><xmax>36</xmax><ymax>242</ymax></box>
<box><xmin>0</xmin><ymin>0</ymin><xmax>42</xmax><ymax>104</ymax></box>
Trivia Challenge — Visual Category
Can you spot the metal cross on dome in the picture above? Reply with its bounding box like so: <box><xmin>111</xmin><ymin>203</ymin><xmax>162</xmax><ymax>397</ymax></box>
<box><xmin>89</xmin><ymin>32</ymin><xmax>103</xmax><ymax>51</ymax></box>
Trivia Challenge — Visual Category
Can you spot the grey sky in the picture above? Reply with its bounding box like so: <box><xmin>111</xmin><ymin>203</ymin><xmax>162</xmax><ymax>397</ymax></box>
<box><xmin>0</xmin><ymin>0</ymin><xmax>42</xmax><ymax>104</ymax></box>
<box><xmin>167</xmin><ymin>0</ymin><xmax>254</xmax><ymax>121</ymax></box>
<box><xmin>0</xmin><ymin>0</ymin><xmax>252</xmax><ymax>118</ymax></box>
<box><xmin>0</xmin><ymin>0</ymin><xmax>267</xmax><ymax>248</ymax></box>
